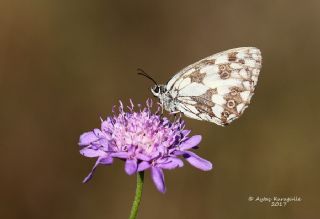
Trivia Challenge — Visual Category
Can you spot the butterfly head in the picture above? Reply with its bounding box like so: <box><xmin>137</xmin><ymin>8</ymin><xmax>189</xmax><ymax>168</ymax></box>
<box><xmin>151</xmin><ymin>84</ymin><xmax>166</xmax><ymax>97</ymax></box>
<box><xmin>137</xmin><ymin>68</ymin><xmax>167</xmax><ymax>97</ymax></box>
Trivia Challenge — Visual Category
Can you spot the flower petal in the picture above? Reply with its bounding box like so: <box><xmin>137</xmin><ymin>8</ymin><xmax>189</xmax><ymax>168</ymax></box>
<box><xmin>182</xmin><ymin>151</ymin><xmax>212</xmax><ymax>171</ymax></box>
<box><xmin>82</xmin><ymin>156</ymin><xmax>114</xmax><ymax>183</ymax></box>
<box><xmin>99</xmin><ymin>156</ymin><xmax>114</xmax><ymax>165</ymax></box>
<box><xmin>79</xmin><ymin>131</ymin><xmax>99</xmax><ymax>146</ymax></box>
<box><xmin>157</xmin><ymin>158</ymin><xmax>184</xmax><ymax>170</ymax></box>
<box><xmin>93</xmin><ymin>128</ymin><xmax>104</xmax><ymax>138</ymax></box>
<box><xmin>151</xmin><ymin>167</ymin><xmax>166</xmax><ymax>193</ymax></box>
<box><xmin>137</xmin><ymin>161</ymin><xmax>151</xmax><ymax>172</ymax></box>
<box><xmin>82</xmin><ymin>158</ymin><xmax>101</xmax><ymax>183</ymax></box>
<box><xmin>181</xmin><ymin>129</ymin><xmax>191</xmax><ymax>136</ymax></box>
<box><xmin>136</xmin><ymin>153</ymin><xmax>151</xmax><ymax>161</ymax></box>
<box><xmin>149</xmin><ymin>151</ymin><xmax>160</xmax><ymax>159</ymax></box>
<box><xmin>111</xmin><ymin>152</ymin><xmax>129</xmax><ymax>159</ymax></box>
<box><xmin>80</xmin><ymin>148</ymin><xmax>106</xmax><ymax>157</ymax></box>
<box><xmin>179</xmin><ymin>135</ymin><xmax>202</xmax><ymax>150</ymax></box>
<box><xmin>101</xmin><ymin>120</ymin><xmax>109</xmax><ymax>131</ymax></box>
<box><xmin>125</xmin><ymin>159</ymin><xmax>137</xmax><ymax>175</ymax></box>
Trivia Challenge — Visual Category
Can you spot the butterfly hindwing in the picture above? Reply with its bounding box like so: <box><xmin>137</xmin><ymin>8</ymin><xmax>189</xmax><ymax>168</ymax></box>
<box><xmin>166</xmin><ymin>47</ymin><xmax>261</xmax><ymax>126</ymax></box>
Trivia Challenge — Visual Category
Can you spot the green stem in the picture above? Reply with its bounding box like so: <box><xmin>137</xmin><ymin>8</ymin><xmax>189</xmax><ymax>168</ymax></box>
<box><xmin>128</xmin><ymin>171</ymin><xmax>144</xmax><ymax>219</ymax></box>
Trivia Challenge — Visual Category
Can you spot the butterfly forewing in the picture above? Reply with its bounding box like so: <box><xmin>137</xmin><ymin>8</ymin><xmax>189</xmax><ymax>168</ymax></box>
<box><xmin>167</xmin><ymin>47</ymin><xmax>261</xmax><ymax>126</ymax></box>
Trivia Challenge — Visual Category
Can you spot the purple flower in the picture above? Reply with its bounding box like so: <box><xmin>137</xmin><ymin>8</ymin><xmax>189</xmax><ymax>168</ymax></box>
<box><xmin>79</xmin><ymin>100</ymin><xmax>212</xmax><ymax>193</ymax></box>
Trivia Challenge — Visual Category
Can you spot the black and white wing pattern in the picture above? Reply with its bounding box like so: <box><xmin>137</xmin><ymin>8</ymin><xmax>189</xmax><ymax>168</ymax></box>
<box><xmin>166</xmin><ymin>47</ymin><xmax>262</xmax><ymax>126</ymax></box>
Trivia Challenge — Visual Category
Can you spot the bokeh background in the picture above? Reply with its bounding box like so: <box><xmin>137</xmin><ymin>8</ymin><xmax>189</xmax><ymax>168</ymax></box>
<box><xmin>1</xmin><ymin>0</ymin><xmax>320</xmax><ymax>218</ymax></box>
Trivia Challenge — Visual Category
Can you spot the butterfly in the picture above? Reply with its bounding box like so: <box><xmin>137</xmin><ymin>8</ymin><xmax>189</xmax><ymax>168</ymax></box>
<box><xmin>138</xmin><ymin>47</ymin><xmax>262</xmax><ymax>126</ymax></box>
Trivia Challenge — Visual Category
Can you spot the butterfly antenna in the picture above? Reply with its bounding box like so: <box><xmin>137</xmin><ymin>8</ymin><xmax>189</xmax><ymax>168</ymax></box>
<box><xmin>137</xmin><ymin>68</ymin><xmax>158</xmax><ymax>85</ymax></box>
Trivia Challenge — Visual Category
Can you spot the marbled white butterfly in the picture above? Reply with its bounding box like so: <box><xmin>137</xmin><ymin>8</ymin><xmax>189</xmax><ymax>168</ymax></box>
<box><xmin>138</xmin><ymin>47</ymin><xmax>262</xmax><ymax>126</ymax></box>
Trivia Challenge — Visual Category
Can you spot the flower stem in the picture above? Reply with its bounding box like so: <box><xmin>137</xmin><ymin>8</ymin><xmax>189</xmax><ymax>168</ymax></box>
<box><xmin>128</xmin><ymin>171</ymin><xmax>144</xmax><ymax>219</ymax></box>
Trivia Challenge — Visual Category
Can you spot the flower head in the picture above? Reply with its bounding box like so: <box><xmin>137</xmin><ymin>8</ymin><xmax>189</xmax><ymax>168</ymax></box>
<box><xmin>79</xmin><ymin>100</ymin><xmax>212</xmax><ymax>193</ymax></box>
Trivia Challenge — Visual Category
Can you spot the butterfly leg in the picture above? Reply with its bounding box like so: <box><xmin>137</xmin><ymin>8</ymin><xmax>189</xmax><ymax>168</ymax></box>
<box><xmin>170</xmin><ymin>111</ymin><xmax>181</xmax><ymax>114</ymax></box>
<box><xmin>169</xmin><ymin>111</ymin><xmax>181</xmax><ymax>121</ymax></box>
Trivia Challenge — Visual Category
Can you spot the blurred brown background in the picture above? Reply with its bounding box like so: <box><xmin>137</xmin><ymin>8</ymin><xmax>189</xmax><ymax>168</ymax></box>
<box><xmin>1</xmin><ymin>0</ymin><xmax>320</xmax><ymax>218</ymax></box>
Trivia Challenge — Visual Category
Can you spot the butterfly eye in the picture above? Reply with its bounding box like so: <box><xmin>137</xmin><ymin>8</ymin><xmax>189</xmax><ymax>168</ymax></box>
<box><xmin>154</xmin><ymin>86</ymin><xmax>160</xmax><ymax>93</ymax></box>
<box><xmin>151</xmin><ymin>85</ymin><xmax>161</xmax><ymax>96</ymax></box>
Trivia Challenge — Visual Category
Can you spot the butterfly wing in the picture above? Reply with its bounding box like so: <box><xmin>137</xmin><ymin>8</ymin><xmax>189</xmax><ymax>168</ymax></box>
<box><xmin>166</xmin><ymin>47</ymin><xmax>262</xmax><ymax>126</ymax></box>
